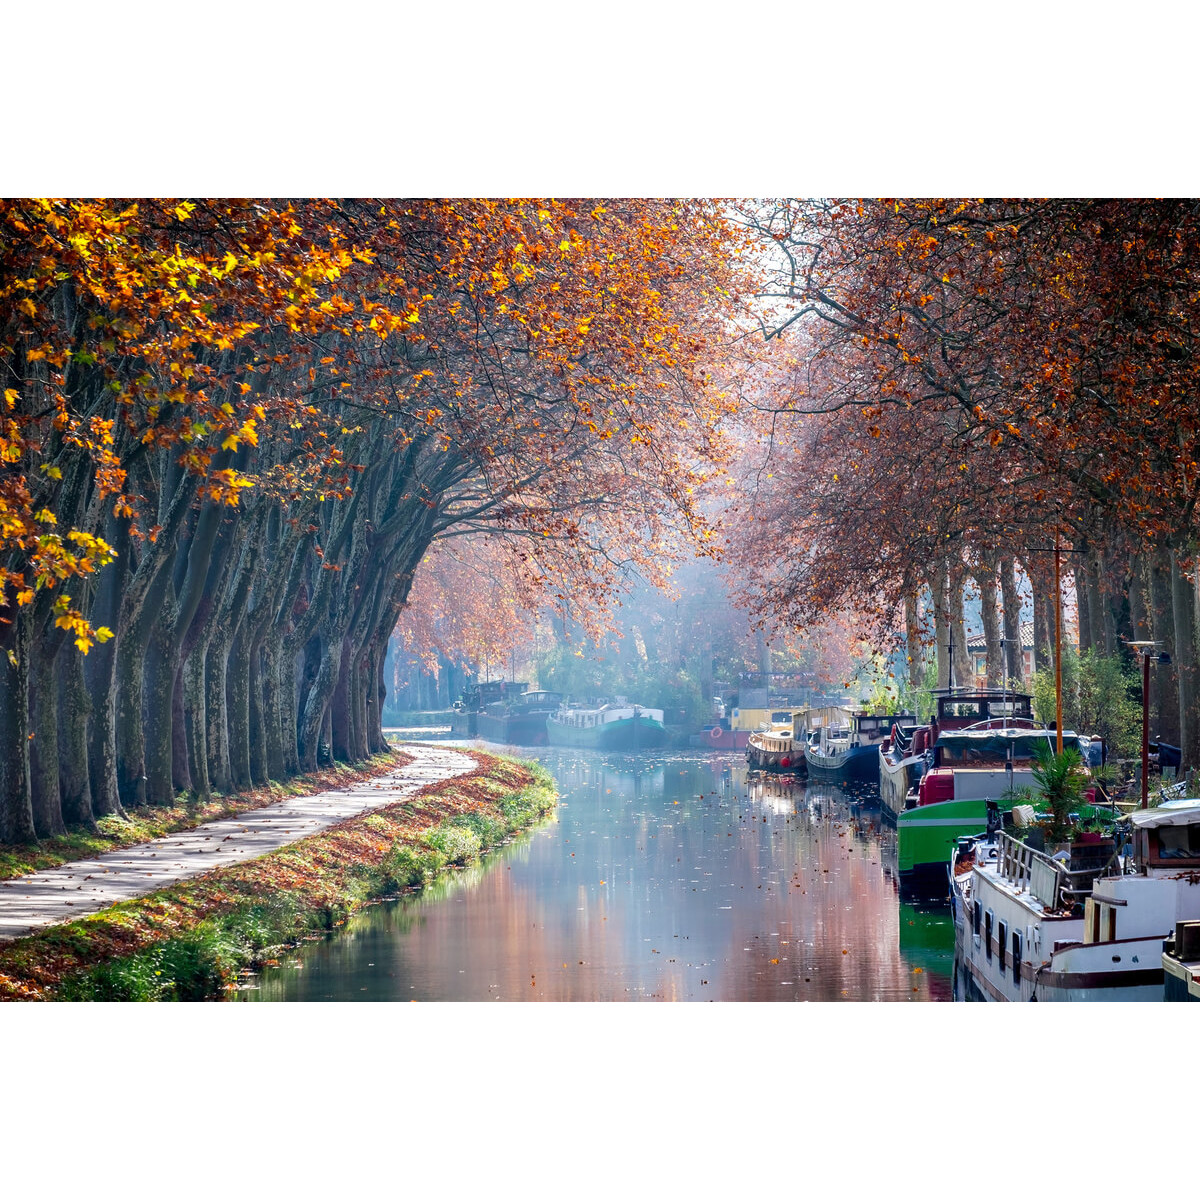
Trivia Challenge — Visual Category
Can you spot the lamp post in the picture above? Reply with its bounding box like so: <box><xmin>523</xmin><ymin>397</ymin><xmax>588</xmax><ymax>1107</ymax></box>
<box><xmin>1127</xmin><ymin>640</ymin><xmax>1172</xmax><ymax>809</ymax></box>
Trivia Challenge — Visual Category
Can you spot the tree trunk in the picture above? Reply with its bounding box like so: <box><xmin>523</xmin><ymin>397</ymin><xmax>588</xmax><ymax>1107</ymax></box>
<box><xmin>280</xmin><ymin>644</ymin><xmax>301</xmax><ymax>777</ymax></box>
<box><xmin>205</xmin><ymin>632</ymin><xmax>233</xmax><ymax>793</ymax></box>
<box><xmin>331</xmin><ymin>636</ymin><xmax>353</xmax><ymax>762</ymax></box>
<box><xmin>1028</xmin><ymin>565</ymin><xmax>1049</xmax><ymax>674</ymax></box>
<box><xmin>299</xmin><ymin>635</ymin><xmax>339</xmax><ymax>771</ymax></box>
<box><xmin>57</xmin><ymin>642</ymin><xmax>95</xmax><ymax>828</ymax></box>
<box><xmin>115</xmin><ymin>626</ymin><xmax>148</xmax><ymax>808</ymax></box>
<box><xmin>1149</xmin><ymin>548</ymin><xmax>1180</xmax><ymax>747</ymax></box>
<box><xmin>86</xmin><ymin>636</ymin><xmax>125</xmax><ymax>817</ymax></box>
<box><xmin>85</xmin><ymin>515</ymin><xmax>130</xmax><ymax>819</ymax></box>
<box><xmin>1128</xmin><ymin>551</ymin><xmax>1150</xmax><ymax>647</ymax></box>
<box><xmin>184</xmin><ymin>647</ymin><xmax>211</xmax><ymax>800</ymax></box>
<box><xmin>1093</xmin><ymin>547</ymin><xmax>1118</xmax><ymax>655</ymax></box>
<box><xmin>142</xmin><ymin>621</ymin><xmax>178</xmax><ymax>805</ymax></box>
<box><xmin>260</xmin><ymin>634</ymin><xmax>287</xmax><ymax>780</ymax></box>
<box><xmin>903</xmin><ymin>589</ymin><xmax>923</xmax><ymax>690</ymax></box>
<box><xmin>931</xmin><ymin>564</ymin><xmax>950</xmax><ymax>690</ymax></box>
<box><xmin>367</xmin><ymin>637</ymin><xmax>389</xmax><ymax>754</ymax></box>
<box><xmin>1000</xmin><ymin>557</ymin><xmax>1023</xmax><ymax>686</ymax></box>
<box><xmin>29</xmin><ymin>626</ymin><xmax>67</xmax><ymax>838</ymax></box>
<box><xmin>948</xmin><ymin>563</ymin><xmax>968</xmax><ymax>689</ymax></box>
<box><xmin>0</xmin><ymin>609</ymin><xmax>37</xmax><ymax>843</ymax></box>
<box><xmin>1025</xmin><ymin>558</ymin><xmax>1056</xmax><ymax>674</ymax></box>
<box><xmin>1075</xmin><ymin>561</ymin><xmax>1094</xmax><ymax>654</ymax></box>
<box><xmin>248</xmin><ymin>641</ymin><xmax>270</xmax><ymax>786</ymax></box>
<box><xmin>977</xmin><ymin>557</ymin><xmax>1003</xmax><ymax>686</ymax></box>
<box><xmin>226</xmin><ymin>622</ymin><xmax>254</xmax><ymax>790</ymax></box>
<box><xmin>171</xmin><ymin>666</ymin><xmax>192</xmax><ymax>794</ymax></box>
<box><xmin>1171</xmin><ymin>549</ymin><xmax>1200</xmax><ymax>768</ymax></box>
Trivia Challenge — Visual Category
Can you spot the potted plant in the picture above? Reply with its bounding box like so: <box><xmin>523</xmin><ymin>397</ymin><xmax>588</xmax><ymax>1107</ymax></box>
<box><xmin>1031</xmin><ymin>742</ymin><xmax>1087</xmax><ymax>848</ymax></box>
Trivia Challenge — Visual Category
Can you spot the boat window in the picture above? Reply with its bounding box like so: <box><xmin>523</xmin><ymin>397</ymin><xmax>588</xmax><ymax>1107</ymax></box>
<box><xmin>1012</xmin><ymin>930</ymin><xmax>1022</xmax><ymax>981</ymax></box>
<box><xmin>972</xmin><ymin>899</ymin><xmax>982</xmax><ymax>938</ymax></box>
<box><xmin>1154</xmin><ymin>824</ymin><xmax>1200</xmax><ymax>861</ymax></box>
<box><xmin>941</xmin><ymin>701</ymin><xmax>983</xmax><ymax>719</ymax></box>
<box><xmin>997</xmin><ymin>920</ymin><xmax>1008</xmax><ymax>976</ymax></box>
<box><xmin>984</xmin><ymin>910</ymin><xmax>993</xmax><ymax>962</ymax></box>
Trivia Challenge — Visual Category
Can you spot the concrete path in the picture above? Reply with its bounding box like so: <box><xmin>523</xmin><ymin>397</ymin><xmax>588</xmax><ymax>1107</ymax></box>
<box><xmin>0</xmin><ymin>743</ymin><xmax>476</xmax><ymax>942</ymax></box>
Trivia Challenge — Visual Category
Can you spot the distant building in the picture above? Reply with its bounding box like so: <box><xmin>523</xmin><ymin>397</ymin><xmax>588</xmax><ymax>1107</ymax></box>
<box><xmin>964</xmin><ymin>620</ymin><xmax>1078</xmax><ymax>688</ymax></box>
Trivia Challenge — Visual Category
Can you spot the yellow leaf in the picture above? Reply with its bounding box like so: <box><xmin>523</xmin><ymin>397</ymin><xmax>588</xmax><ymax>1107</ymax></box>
<box><xmin>15</xmin><ymin>589</ymin><xmax>34</xmax><ymax>606</ymax></box>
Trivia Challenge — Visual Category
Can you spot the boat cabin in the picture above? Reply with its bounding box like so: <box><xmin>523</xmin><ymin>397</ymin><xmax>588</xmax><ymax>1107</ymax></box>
<box><xmin>933</xmin><ymin>688</ymin><xmax>1034</xmax><ymax>732</ymax></box>
<box><xmin>461</xmin><ymin>680</ymin><xmax>529</xmax><ymax>711</ymax></box>
<box><xmin>805</xmin><ymin>706</ymin><xmax>914</xmax><ymax>755</ymax></box>
<box><xmin>1130</xmin><ymin>800</ymin><xmax>1200</xmax><ymax>870</ymax></box>
<box><xmin>514</xmin><ymin>690</ymin><xmax>563</xmax><ymax>710</ymax></box>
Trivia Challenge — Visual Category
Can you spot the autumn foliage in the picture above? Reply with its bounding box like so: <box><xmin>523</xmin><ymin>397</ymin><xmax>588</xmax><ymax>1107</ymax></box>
<box><xmin>0</xmin><ymin>198</ymin><xmax>748</xmax><ymax>842</ymax></box>
<box><xmin>730</xmin><ymin>199</ymin><xmax>1200</xmax><ymax>754</ymax></box>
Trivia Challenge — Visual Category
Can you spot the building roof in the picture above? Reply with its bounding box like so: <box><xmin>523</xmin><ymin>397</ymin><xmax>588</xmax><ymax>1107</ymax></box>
<box><xmin>965</xmin><ymin>620</ymin><xmax>1078</xmax><ymax>654</ymax></box>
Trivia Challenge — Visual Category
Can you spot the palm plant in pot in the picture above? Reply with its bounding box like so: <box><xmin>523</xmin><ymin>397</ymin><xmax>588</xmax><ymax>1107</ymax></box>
<box><xmin>1031</xmin><ymin>742</ymin><xmax>1087</xmax><ymax>847</ymax></box>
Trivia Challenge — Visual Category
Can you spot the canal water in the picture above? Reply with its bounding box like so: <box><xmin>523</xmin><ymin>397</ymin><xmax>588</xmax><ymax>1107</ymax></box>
<box><xmin>238</xmin><ymin>746</ymin><xmax>954</xmax><ymax>1002</ymax></box>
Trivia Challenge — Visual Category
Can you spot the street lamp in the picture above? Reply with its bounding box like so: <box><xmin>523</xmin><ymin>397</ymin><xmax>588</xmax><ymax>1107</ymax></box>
<box><xmin>1126</xmin><ymin>640</ymin><xmax>1172</xmax><ymax>809</ymax></box>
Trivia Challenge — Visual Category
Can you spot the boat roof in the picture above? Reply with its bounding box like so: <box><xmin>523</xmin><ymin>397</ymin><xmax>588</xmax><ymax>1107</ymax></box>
<box><xmin>937</xmin><ymin>727</ymin><xmax>1060</xmax><ymax>741</ymax></box>
<box><xmin>932</xmin><ymin>687</ymin><xmax>1032</xmax><ymax>699</ymax></box>
<box><xmin>1129</xmin><ymin>799</ymin><xmax>1200</xmax><ymax>829</ymax></box>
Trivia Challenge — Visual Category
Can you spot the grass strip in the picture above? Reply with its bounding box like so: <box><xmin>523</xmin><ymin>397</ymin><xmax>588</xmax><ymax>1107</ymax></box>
<box><xmin>0</xmin><ymin>751</ymin><xmax>555</xmax><ymax>1001</ymax></box>
<box><xmin>0</xmin><ymin>750</ymin><xmax>416</xmax><ymax>883</ymax></box>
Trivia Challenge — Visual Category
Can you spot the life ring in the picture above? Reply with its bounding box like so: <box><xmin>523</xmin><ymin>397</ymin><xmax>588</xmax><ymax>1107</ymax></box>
<box><xmin>709</xmin><ymin>726</ymin><xmax>723</xmax><ymax>742</ymax></box>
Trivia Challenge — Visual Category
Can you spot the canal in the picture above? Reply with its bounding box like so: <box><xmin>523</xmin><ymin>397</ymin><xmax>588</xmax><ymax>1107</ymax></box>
<box><xmin>238</xmin><ymin>746</ymin><xmax>954</xmax><ymax>1001</ymax></box>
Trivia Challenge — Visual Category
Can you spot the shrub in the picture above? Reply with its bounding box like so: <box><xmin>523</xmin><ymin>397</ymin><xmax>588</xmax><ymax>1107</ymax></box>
<box><xmin>424</xmin><ymin>824</ymin><xmax>481</xmax><ymax>865</ymax></box>
<box><xmin>449</xmin><ymin>811</ymin><xmax>505</xmax><ymax>849</ymax></box>
<box><xmin>381</xmin><ymin>846</ymin><xmax>443</xmax><ymax>889</ymax></box>
<box><xmin>1031</xmin><ymin>647</ymin><xmax>1141</xmax><ymax>759</ymax></box>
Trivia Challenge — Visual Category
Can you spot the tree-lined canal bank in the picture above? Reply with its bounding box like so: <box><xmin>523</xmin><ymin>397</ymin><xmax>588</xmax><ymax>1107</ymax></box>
<box><xmin>0</xmin><ymin>748</ymin><xmax>553</xmax><ymax>1000</ymax></box>
<box><xmin>241</xmin><ymin>746</ymin><xmax>954</xmax><ymax>1002</ymax></box>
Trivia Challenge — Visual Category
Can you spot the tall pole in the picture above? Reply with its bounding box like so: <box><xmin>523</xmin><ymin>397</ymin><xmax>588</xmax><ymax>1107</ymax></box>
<box><xmin>1142</xmin><ymin>651</ymin><xmax>1151</xmax><ymax>809</ymax></box>
<box><xmin>1054</xmin><ymin>529</ymin><xmax>1063</xmax><ymax>754</ymax></box>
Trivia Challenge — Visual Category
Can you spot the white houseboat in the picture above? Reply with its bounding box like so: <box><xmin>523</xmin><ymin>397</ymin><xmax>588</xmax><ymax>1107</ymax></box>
<box><xmin>952</xmin><ymin>797</ymin><xmax>1200</xmax><ymax>1001</ymax></box>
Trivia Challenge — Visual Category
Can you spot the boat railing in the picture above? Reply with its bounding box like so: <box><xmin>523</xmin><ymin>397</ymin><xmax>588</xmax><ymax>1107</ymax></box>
<box><xmin>995</xmin><ymin>831</ymin><xmax>1066</xmax><ymax>910</ymax></box>
<box><xmin>994</xmin><ymin>830</ymin><xmax>1122</xmax><ymax>910</ymax></box>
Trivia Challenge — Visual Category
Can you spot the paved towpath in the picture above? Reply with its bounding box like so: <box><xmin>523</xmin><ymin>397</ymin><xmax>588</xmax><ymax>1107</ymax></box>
<box><xmin>0</xmin><ymin>743</ymin><xmax>476</xmax><ymax>942</ymax></box>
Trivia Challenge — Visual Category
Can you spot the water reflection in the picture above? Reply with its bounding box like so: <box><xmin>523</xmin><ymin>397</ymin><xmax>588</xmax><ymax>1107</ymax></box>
<box><xmin>240</xmin><ymin>747</ymin><xmax>953</xmax><ymax>1002</ymax></box>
